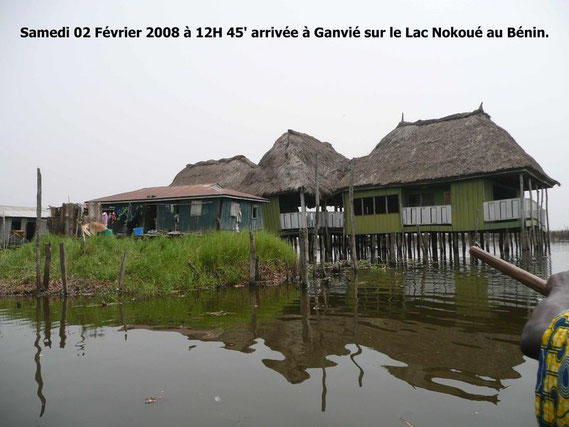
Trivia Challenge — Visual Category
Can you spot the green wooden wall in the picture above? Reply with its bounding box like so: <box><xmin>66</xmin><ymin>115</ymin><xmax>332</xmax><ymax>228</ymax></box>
<box><xmin>105</xmin><ymin>198</ymin><xmax>264</xmax><ymax>234</ymax></box>
<box><xmin>450</xmin><ymin>178</ymin><xmax>521</xmax><ymax>232</ymax></box>
<box><xmin>343</xmin><ymin>188</ymin><xmax>402</xmax><ymax>234</ymax></box>
<box><xmin>341</xmin><ymin>177</ymin><xmax>523</xmax><ymax>234</ymax></box>
<box><xmin>218</xmin><ymin>199</ymin><xmax>264</xmax><ymax>231</ymax></box>
<box><xmin>262</xmin><ymin>197</ymin><xmax>281</xmax><ymax>235</ymax></box>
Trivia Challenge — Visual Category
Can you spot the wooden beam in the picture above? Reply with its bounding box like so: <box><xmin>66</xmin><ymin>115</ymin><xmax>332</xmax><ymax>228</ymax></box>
<box><xmin>519</xmin><ymin>173</ymin><xmax>528</xmax><ymax>252</ymax></box>
<box><xmin>36</xmin><ymin>168</ymin><xmax>42</xmax><ymax>294</ymax></box>
<box><xmin>349</xmin><ymin>166</ymin><xmax>358</xmax><ymax>271</ymax></box>
<box><xmin>545</xmin><ymin>188</ymin><xmax>551</xmax><ymax>254</ymax></box>
<box><xmin>313</xmin><ymin>154</ymin><xmax>320</xmax><ymax>273</ymax></box>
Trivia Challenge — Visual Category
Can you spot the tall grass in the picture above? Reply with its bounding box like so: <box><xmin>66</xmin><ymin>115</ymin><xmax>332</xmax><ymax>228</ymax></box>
<box><xmin>0</xmin><ymin>231</ymin><xmax>296</xmax><ymax>295</ymax></box>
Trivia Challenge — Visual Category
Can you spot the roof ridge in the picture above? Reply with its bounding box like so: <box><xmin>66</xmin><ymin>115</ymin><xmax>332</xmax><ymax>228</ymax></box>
<box><xmin>397</xmin><ymin>106</ymin><xmax>489</xmax><ymax>128</ymax></box>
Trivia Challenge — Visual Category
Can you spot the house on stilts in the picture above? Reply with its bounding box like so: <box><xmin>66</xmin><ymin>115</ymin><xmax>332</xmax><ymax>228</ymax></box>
<box><xmin>238</xmin><ymin>130</ymin><xmax>350</xmax><ymax>261</ymax></box>
<box><xmin>336</xmin><ymin>106</ymin><xmax>559</xmax><ymax>262</ymax></box>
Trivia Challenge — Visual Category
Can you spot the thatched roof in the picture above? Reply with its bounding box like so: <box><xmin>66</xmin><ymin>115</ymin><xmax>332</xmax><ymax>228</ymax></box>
<box><xmin>240</xmin><ymin>130</ymin><xmax>350</xmax><ymax>197</ymax></box>
<box><xmin>170</xmin><ymin>155</ymin><xmax>257</xmax><ymax>190</ymax></box>
<box><xmin>337</xmin><ymin>106</ymin><xmax>559</xmax><ymax>190</ymax></box>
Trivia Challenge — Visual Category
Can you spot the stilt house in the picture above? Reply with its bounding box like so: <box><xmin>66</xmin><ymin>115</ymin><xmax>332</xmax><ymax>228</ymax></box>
<box><xmin>336</xmin><ymin>106</ymin><xmax>558</xmax><ymax>257</ymax></box>
<box><xmin>240</xmin><ymin>130</ymin><xmax>350</xmax><ymax>236</ymax></box>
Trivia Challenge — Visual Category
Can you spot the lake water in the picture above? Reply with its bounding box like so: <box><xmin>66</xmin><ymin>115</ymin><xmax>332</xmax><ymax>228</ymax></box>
<box><xmin>1</xmin><ymin>244</ymin><xmax>568</xmax><ymax>426</ymax></box>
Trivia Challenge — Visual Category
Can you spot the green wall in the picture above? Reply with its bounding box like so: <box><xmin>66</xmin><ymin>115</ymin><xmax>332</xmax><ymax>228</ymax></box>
<box><xmin>342</xmin><ymin>177</ymin><xmax>523</xmax><ymax>234</ymax></box>
<box><xmin>105</xmin><ymin>198</ymin><xmax>265</xmax><ymax>234</ymax></box>
<box><xmin>450</xmin><ymin>179</ymin><xmax>521</xmax><ymax>232</ymax></box>
<box><xmin>343</xmin><ymin>188</ymin><xmax>402</xmax><ymax>234</ymax></box>
<box><xmin>262</xmin><ymin>197</ymin><xmax>281</xmax><ymax>235</ymax></box>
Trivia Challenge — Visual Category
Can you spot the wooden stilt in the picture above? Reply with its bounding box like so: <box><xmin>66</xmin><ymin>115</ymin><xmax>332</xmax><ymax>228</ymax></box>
<box><xmin>42</xmin><ymin>242</ymin><xmax>51</xmax><ymax>290</ymax></box>
<box><xmin>36</xmin><ymin>168</ymin><xmax>42</xmax><ymax>294</ymax></box>
<box><xmin>348</xmin><ymin>167</ymin><xmax>358</xmax><ymax>271</ymax></box>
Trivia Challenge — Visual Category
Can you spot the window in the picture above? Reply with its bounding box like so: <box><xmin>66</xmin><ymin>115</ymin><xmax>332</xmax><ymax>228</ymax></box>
<box><xmin>375</xmin><ymin>196</ymin><xmax>387</xmax><ymax>214</ymax></box>
<box><xmin>443</xmin><ymin>191</ymin><xmax>451</xmax><ymax>205</ymax></box>
<box><xmin>387</xmin><ymin>195</ymin><xmax>399</xmax><ymax>213</ymax></box>
<box><xmin>363</xmin><ymin>197</ymin><xmax>374</xmax><ymax>215</ymax></box>
<box><xmin>353</xmin><ymin>198</ymin><xmax>363</xmax><ymax>216</ymax></box>
<box><xmin>252</xmin><ymin>205</ymin><xmax>258</xmax><ymax>219</ymax></box>
<box><xmin>421</xmin><ymin>193</ymin><xmax>434</xmax><ymax>206</ymax></box>
<box><xmin>11</xmin><ymin>220</ymin><xmax>21</xmax><ymax>231</ymax></box>
<box><xmin>494</xmin><ymin>185</ymin><xmax>517</xmax><ymax>200</ymax></box>
<box><xmin>190</xmin><ymin>201</ymin><xmax>202</xmax><ymax>216</ymax></box>
<box><xmin>409</xmin><ymin>194</ymin><xmax>421</xmax><ymax>207</ymax></box>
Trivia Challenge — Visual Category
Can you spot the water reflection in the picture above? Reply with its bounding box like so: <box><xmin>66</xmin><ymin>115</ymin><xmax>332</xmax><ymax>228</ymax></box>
<box><xmin>59</xmin><ymin>297</ymin><xmax>67</xmax><ymax>348</ymax></box>
<box><xmin>33</xmin><ymin>298</ymin><xmax>46</xmax><ymax>417</ymax></box>
<box><xmin>1</xmin><ymin>244</ymin><xmax>567</xmax><ymax>424</ymax></box>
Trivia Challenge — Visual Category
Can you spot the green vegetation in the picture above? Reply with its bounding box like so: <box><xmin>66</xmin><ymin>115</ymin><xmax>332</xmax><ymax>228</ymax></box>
<box><xmin>0</xmin><ymin>231</ymin><xmax>296</xmax><ymax>295</ymax></box>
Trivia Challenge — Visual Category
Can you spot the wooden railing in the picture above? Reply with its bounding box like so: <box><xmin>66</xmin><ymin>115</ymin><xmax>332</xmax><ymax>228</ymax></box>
<box><xmin>280</xmin><ymin>212</ymin><xmax>344</xmax><ymax>230</ymax></box>
<box><xmin>483</xmin><ymin>198</ymin><xmax>545</xmax><ymax>223</ymax></box>
<box><xmin>401</xmin><ymin>205</ymin><xmax>452</xmax><ymax>226</ymax></box>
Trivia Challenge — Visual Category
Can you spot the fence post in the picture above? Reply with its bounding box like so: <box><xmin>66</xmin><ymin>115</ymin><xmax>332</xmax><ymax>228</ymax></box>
<box><xmin>118</xmin><ymin>249</ymin><xmax>127</xmax><ymax>292</ymax></box>
<box><xmin>249</xmin><ymin>232</ymin><xmax>256</xmax><ymax>286</ymax></box>
<box><xmin>43</xmin><ymin>242</ymin><xmax>51</xmax><ymax>290</ymax></box>
<box><xmin>349</xmin><ymin>166</ymin><xmax>358</xmax><ymax>271</ymax></box>
<box><xmin>59</xmin><ymin>242</ymin><xmax>68</xmax><ymax>296</ymax></box>
<box><xmin>36</xmin><ymin>168</ymin><xmax>42</xmax><ymax>294</ymax></box>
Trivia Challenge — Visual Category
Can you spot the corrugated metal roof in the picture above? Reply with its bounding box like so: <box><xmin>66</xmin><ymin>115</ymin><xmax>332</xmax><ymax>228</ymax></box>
<box><xmin>89</xmin><ymin>184</ymin><xmax>268</xmax><ymax>203</ymax></box>
<box><xmin>0</xmin><ymin>205</ymin><xmax>51</xmax><ymax>218</ymax></box>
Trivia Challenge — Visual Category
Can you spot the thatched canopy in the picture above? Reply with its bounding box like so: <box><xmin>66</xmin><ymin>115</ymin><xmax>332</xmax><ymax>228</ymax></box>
<box><xmin>170</xmin><ymin>155</ymin><xmax>257</xmax><ymax>190</ymax></box>
<box><xmin>338</xmin><ymin>106</ymin><xmax>559</xmax><ymax>190</ymax></box>
<box><xmin>240</xmin><ymin>130</ymin><xmax>350</xmax><ymax>198</ymax></box>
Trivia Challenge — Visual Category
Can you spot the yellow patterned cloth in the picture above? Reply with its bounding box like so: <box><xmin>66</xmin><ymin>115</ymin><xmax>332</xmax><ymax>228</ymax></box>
<box><xmin>536</xmin><ymin>310</ymin><xmax>569</xmax><ymax>426</ymax></box>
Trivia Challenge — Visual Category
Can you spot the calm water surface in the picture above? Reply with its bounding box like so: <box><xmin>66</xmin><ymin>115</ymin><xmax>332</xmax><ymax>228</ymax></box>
<box><xmin>1</xmin><ymin>243</ymin><xmax>568</xmax><ymax>426</ymax></box>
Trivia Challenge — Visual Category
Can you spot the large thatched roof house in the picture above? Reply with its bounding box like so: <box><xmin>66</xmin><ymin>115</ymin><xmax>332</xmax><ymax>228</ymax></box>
<box><xmin>338</xmin><ymin>106</ymin><xmax>557</xmax><ymax>190</ymax></box>
<box><xmin>338</xmin><ymin>106</ymin><xmax>558</xmax><ymax>236</ymax></box>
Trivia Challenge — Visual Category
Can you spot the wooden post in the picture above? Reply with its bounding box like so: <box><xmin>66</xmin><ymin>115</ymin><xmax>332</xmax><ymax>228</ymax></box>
<box><xmin>313</xmin><ymin>154</ymin><xmax>320</xmax><ymax>274</ymax></box>
<box><xmin>299</xmin><ymin>228</ymin><xmax>309</xmax><ymax>287</ymax></box>
<box><xmin>36</xmin><ymin>168</ymin><xmax>42</xmax><ymax>294</ymax></box>
<box><xmin>324</xmin><ymin>201</ymin><xmax>331</xmax><ymax>263</ymax></box>
<box><xmin>519</xmin><ymin>173</ymin><xmax>528</xmax><ymax>252</ymax></box>
<box><xmin>1</xmin><ymin>211</ymin><xmax>5</xmax><ymax>249</ymax></box>
<box><xmin>249</xmin><ymin>232</ymin><xmax>256</xmax><ymax>286</ymax></box>
<box><xmin>118</xmin><ymin>249</ymin><xmax>127</xmax><ymax>292</ymax></box>
<box><xmin>349</xmin><ymin>166</ymin><xmax>358</xmax><ymax>271</ymax></box>
<box><xmin>431</xmin><ymin>233</ymin><xmax>438</xmax><ymax>262</ymax></box>
<box><xmin>545</xmin><ymin>188</ymin><xmax>551</xmax><ymax>254</ymax></box>
<box><xmin>538</xmin><ymin>187</ymin><xmax>545</xmax><ymax>252</ymax></box>
<box><xmin>528</xmin><ymin>178</ymin><xmax>535</xmax><ymax>253</ymax></box>
<box><xmin>42</xmin><ymin>242</ymin><xmax>51</xmax><ymax>290</ymax></box>
<box><xmin>300</xmin><ymin>190</ymin><xmax>309</xmax><ymax>269</ymax></box>
<box><xmin>59</xmin><ymin>242</ymin><xmax>68</xmax><ymax>296</ymax></box>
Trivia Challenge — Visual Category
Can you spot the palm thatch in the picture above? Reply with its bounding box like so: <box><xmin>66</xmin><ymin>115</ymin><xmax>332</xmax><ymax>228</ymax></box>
<box><xmin>240</xmin><ymin>130</ymin><xmax>350</xmax><ymax>197</ymax></box>
<box><xmin>170</xmin><ymin>155</ymin><xmax>257</xmax><ymax>190</ymax></box>
<box><xmin>338</xmin><ymin>106</ymin><xmax>559</xmax><ymax>190</ymax></box>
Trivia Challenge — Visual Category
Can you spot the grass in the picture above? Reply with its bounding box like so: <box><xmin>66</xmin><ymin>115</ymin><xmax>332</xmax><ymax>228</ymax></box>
<box><xmin>0</xmin><ymin>231</ymin><xmax>296</xmax><ymax>295</ymax></box>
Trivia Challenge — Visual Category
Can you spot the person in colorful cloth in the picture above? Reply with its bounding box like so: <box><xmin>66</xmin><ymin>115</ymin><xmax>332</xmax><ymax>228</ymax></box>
<box><xmin>521</xmin><ymin>271</ymin><xmax>569</xmax><ymax>426</ymax></box>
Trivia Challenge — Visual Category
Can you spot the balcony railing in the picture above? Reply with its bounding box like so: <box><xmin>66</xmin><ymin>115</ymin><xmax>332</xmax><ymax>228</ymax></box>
<box><xmin>280</xmin><ymin>212</ymin><xmax>344</xmax><ymax>230</ymax></box>
<box><xmin>483</xmin><ymin>198</ymin><xmax>546</xmax><ymax>223</ymax></box>
<box><xmin>401</xmin><ymin>205</ymin><xmax>452</xmax><ymax>226</ymax></box>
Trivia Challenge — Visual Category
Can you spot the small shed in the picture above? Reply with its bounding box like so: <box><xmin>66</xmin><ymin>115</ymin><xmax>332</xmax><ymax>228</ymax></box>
<box><xmin>89</xmin><ymin>184</ymin><xmax>267</xmax><ymax>235</ymax></box>
<box><xmin>0</xmin><ymin>205</ymin><xmax>50</xmax><ymax>246</ymax></box>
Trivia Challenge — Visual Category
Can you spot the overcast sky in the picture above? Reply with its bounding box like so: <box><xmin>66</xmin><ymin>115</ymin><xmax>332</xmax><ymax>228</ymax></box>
<box><xmin>1</xmin><ymin>0</ymin><xmax>568</xmax><ymax>228</ymax></box>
